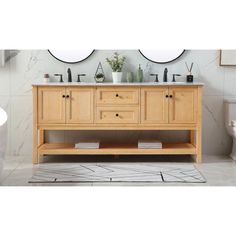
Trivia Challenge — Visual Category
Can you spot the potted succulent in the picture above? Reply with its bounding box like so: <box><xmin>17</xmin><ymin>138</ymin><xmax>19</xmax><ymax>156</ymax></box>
<box><xmin>106</xmin><ymin>52</ymin><xmax>126</xmax><ymax>83</ymax></box>
<box><xmin>95</xmin><ymin>73</ymin><xmax>105</xmax><ymax>83</ymax></box>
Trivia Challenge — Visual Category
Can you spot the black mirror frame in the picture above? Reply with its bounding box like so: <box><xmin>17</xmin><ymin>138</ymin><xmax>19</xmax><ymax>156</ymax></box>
<box><xmin>139</xmin><ymin>50</ymin><xmax>185</xmax><ymax>64</ymax></box>
<box><xmin>48</xmin><ymin>50</ymin><xmax>95</xmax><ymax>64</ymax></box>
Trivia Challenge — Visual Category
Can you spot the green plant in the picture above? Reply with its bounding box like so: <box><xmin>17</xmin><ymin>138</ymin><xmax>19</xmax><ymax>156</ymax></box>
<box><xmin>106</xmin><ymin>52</ymin><xmax>126</xmax><ymax>72</ymax></box>
<box><xmin>95</xmin><ymin>73</ymin><xmax>104</xmax><ymax>78</ymax></box>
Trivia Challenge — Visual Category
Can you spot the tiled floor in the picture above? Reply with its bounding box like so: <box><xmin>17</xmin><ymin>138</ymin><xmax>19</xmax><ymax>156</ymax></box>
<box><xmin>0</xmin><ymin>155</ymin><xmax>236</xmax><ymax>186</ymax></box>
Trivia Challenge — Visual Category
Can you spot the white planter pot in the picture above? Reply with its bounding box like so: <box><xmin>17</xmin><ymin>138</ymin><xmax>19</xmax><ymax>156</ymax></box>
<box><xmin>112</xmin><ymin>72</ymin><xmax>122</xmax><ymax>83</ymax></box>
<box><xmin>0</xmin><ymin>107</ymin><xmax>7</xmax><ymax>180</ymax></box>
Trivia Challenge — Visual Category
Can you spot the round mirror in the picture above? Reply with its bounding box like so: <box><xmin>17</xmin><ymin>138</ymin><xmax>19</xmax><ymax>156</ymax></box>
<box><xmin>139</xmin><ymin>50</ymin><xmax>185</xmax><ymax>64</ymax></box>
<box><xmin>48</xmin><ymin>50</ymin><xmax>95</xmax><ymax>64</ymax></box>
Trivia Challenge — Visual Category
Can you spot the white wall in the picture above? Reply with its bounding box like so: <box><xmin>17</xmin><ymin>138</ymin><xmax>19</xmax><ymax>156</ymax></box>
<box><xmin>0</xmin><ymin>50</ymin><xmax>234</xmax><ymax>156</ymax></box>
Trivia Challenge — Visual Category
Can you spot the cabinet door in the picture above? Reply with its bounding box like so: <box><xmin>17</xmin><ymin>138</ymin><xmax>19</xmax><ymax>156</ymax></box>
<box><xmin>141</xmin><ymin>87</ymin><xmax>169</xmax><ymax>124</ymax></box>
<box><xmin>66</xmin><ymin>88</ymin><xmax>94</xmax><ymax>123</ymax></box>
<box><xmin>169</xmin><ymin>87</ymin><xmax>197</xmax><ymax>124</ymax></box>
<box><xmin>38</xmin><ymin>87</ymin><xmax>66</xmax><ymax>124</ymax></box>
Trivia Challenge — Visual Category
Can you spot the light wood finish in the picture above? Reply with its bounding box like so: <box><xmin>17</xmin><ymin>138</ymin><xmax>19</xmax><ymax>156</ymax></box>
<box><xmin>196</xmin><ymin>87</ymin><xmax>202</xmax><ymax>163</ymax></box>
<box><xmin>32</xmin><ymin>86</ymin><xmax>38</xmax><ymax>164</ymax></box>
<box><xmin>38</xmin><ymin>87</ymin><xmax>66</xmax><ymax>124</ymax></box>
<box><xmin>96</xmin><ymin>87</ymin><xmax>139</xmax><ymax>105</ymax></box>
<box><xmin>66</xmin><ymin>87</ymin><xmax>94</xmax><ymax>123</ymax></box>
<box><xmin>32</xmin><ymin>84</ymin><xmax>203</xmax><ymax>164</ymax></box>
<box><xmin>141</xmin><ymin>87</ymin><xmax>169</xmax><ymax>124</ymax></box>
<box><xmin>37</xmin><ymin>124</ymin><xmax>197</xmax><ymax>130</ymax></box>
<box><xmin>38</xmin><ymin>142</ymin><xmax>196</xmax><ymax>155</ymax></box>
<box><xmin>96</xmin><ymin>106</ymin><xmax>139</xmax><ymax>124</ymax></box>
<box><xmin>169</xmin><ymin>87</ymin><xmax>198</xmax><ymax>124</ymax></box>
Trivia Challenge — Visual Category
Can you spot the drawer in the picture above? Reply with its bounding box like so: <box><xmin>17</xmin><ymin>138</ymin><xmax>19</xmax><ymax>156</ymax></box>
<box><xmin>96</xmin><ymin>106</ymin><xmax>139</xmax><ymax>124</ymax></box>
<box><xmin>96</xmin><ymin>87</ymin><xmax>139</xmax><ymax>105</ymax></box>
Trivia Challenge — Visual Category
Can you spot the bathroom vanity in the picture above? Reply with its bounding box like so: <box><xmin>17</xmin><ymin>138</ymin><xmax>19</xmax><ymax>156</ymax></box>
<box><xmin>32</xmin><ymin>82</ymin><xmax>203</xmax><ymax>164</ymax></box>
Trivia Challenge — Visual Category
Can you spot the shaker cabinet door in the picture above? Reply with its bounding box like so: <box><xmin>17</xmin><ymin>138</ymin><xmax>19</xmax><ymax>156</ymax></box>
<box><xmin>66</xmin><ymin>88</ymin><xmax>94</xmax><ymax>124</ymax></box>
<box><xmin>38</xmin><ymin>87</ymin><xmax>66</xmax><ymax>124</ymax></box>
<box><xmin>141</xmin><ymin>87</ymin><xmax>169</xmax><ymax>124</ymax></box>
<box><xmin>169</xmin><ymin>87</ymin><xmax>197</xmax><ymax>124</ymax></box>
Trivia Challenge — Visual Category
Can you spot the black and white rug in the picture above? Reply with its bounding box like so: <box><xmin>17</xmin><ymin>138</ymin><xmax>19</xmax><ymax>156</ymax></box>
<box><xmin>29</xmin><ymin>163</ymin><xmax>205</xmax><ymax>183</ymax></box>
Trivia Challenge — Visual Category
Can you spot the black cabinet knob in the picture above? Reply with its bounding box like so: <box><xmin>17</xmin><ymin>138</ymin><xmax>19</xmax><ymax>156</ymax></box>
<box><xmin>116</xmin><ymin>94</ymin><xmax>119</xmax><ymax>97</ymax></box>
<box><xmin>116</xmin><ymin>113</ymin><xmax>119</xmax><ymax>117</ymax></box>
<box><xmin>62</xmin><ymin>95</ymin><xmax>65</xmax><ymax>98</ymax></box>
<box><xmin>170</xmin><ymin>95</ymin><xmax>173</xmax><ymax>98</ymax></box>
<box><xmin>165</xmin><ymin>95</ymin><xmax>169</xmax><ymax>98</ymax></box>
<box><xmin>66</xmin><ymin>95</ymin><xmax>70</xmax><ymax>98</ymax></box>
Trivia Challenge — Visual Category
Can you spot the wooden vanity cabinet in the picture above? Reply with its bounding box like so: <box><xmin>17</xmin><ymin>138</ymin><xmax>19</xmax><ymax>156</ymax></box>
<box><xmin>141</xmin><ymin>87</ymin><xmax>169</xmax><ymax>124</ymax></box>
<box><xmin>169</xmin><ymin>87</ymin><xmax>198</xmax><ymax>124</ymax></box>
<box><xmin>140</xmin><ymin>87</ymin><xmax>198</xmax><ymax>124</ymax></box>
<box><xmin>66</xmin><ymin>87</ymin><xmax>94</xmax><ymax>124</ymax></box>
<box><xmin>33</xmin><ymin>84</ymin><xmax>203</xmax><ymax>165</ymax></box>
<box><xmin>38</xmin><ymin>87</ymin><xmax>94</xmax><ymax>124</ymax></box>
<box><xmin>38</xmin><ymin>87</ymin><xmax>66</xmax><ymax>124</ymax></box>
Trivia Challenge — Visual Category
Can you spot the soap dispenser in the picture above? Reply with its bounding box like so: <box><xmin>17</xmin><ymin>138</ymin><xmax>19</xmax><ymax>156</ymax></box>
<box><xmin>136</xmin><ymin>64</ymin><xmax>143</xmax><ymax>82</ymax></box>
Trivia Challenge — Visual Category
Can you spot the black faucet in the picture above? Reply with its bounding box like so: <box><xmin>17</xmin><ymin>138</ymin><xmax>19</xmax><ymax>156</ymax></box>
<box><xmin>67</xmin><ymin>68</ymin><xmax>72</xmax><ymax>82</ymax></box>
<box><xmin>150</xmin><ymin>73</ymin><xmax>159</xmax><ymax>82</ymax></box>
<box><xmin>172</xmin><ymin>74</ymin><xmax>181</xmax><ymax>82</ymax></box>
<box><xmin>163</xmin><ymin>68</ymin><xmax>168</xmax><ymax>82</ymax></box>
<box><xmin>77</xmin><ymin>74</ymin><xmax>86</xmax><ymax>82</ymax></box>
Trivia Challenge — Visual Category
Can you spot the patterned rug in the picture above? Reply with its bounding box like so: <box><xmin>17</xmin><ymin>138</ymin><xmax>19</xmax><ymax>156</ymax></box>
<box><xmin>29</xmin><ymin>163</ymin><xmax>206</xmax><ymax>183</ymax></box>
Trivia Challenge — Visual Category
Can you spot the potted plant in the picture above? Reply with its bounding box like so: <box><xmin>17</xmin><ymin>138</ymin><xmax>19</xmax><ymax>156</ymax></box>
<box><xmin>95</xmin><ymin>73</ymin><xmax>105</xmax><ymax>83</ymax></box>
<box><xmin>106</xmin><ymin>52</ymin><xmax>126</xmax><ymax>83</ymax></box>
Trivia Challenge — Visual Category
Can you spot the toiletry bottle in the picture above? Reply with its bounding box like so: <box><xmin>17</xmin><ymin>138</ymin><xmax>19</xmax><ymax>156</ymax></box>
<box><xmin>43</xmin><ymin>74</ymin><xmax>50</xmax><ymax>83</ymax></box>
<box><xmin>136</xmin><ymin>64</ymin><xmax>143</xmax><ymax>82</ymax></box>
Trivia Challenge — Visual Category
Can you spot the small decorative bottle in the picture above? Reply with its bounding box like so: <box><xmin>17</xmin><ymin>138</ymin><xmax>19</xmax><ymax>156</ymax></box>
<box><xmin>126</xmin><ymin>72</ymin><xmax>133</xmax><ymax>83</ymax></box>
<box><xmin>43</xmin><ymin>74</ymin><xmax>50</xmax><ymax>83</ymax></box>
<box><xmin>136</xmin><ymin>64</ymin><xmax>143</xmax><ymax>82</ymax></box>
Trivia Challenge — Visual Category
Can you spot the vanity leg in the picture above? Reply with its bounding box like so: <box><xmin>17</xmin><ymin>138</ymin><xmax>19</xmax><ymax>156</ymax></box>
<box><xmin>196</xmin><ymin>86</ymin><xmax>202</xmax><ymax>164</ymax></box>
<box><xmin>37</xmin><ymin>129</ymin><xmax>45</xmax><ymax>163</ymax></box>
<box><xmin>195</xmin><ymin>127</ymin><xmax>202</xmax><ymax>163</ymax></box>
<box><xmin>32</xmin><ymin>86</ymin><xmax>39</xmax><ymax>164</ymax></box>
<box><xmin>190</xmin><ymin>130</ymin><xmax>195</xmax><ymax>145</ymax></box>
<box><xmin>33</xmin><ymin>127</ymin><xmax>39</xmax><ymax>164</ymax></box>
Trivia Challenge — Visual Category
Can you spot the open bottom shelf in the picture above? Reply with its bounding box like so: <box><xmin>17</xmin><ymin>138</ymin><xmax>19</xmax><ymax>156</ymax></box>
<box><xmin>38</xmin><ymin>142</ymin><xmax>196</xmax><ymax>155</ymax></box>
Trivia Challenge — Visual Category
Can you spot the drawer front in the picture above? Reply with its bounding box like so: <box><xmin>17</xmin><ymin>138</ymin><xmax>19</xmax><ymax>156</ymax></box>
<box><xmin>96</xmin><ymin>106</ymin><xmax>139</xmax><ymax>124</ymax></box>
<box><xmin>96</xmin><ymin>87</ymin><xmax>139</xmax><ymax>105</ymax></box>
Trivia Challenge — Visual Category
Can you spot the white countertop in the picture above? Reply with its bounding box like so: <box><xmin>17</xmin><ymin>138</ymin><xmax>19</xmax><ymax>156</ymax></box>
<box><xmin>32</xmin><ymin>82</ymin><xmax>204</xmax><ymax>86</ymax></box>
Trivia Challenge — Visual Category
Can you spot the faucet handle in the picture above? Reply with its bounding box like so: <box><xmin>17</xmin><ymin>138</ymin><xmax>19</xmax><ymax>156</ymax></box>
<box><xmin>150</xmin><ymin>74</ymin><xmax>159</xmax><ymax>82</ymax></box>
<box><xmin>77</xmin><ymin>74</ymin><xmax>86</xmax><ymax>82</ymax></box>
<box><xmin>172</xmin><ymin>74</ymin><xmax>181</xmax><ymax>82</ymax></box>
<box><xmin>54</xmin><ymin>74</ymin><xmax>63</xmax><ymax>83</ymax></box>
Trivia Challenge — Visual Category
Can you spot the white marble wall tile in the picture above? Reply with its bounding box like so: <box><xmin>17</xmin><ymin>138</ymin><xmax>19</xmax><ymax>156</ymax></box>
<box><xmin>202</xmin><ymin>96</ymin><xmax>231</xmax><ymax>155</ymax></box>
<box><xmin>10</xmin><ymin>96</ymin><xmax>32</xmax><ymax>155</ymax></box>
<box><xmin>0</xmin><ymin>61</ymin><xmax>10</xmax><ymax>95</ymax></box>
<box><xmin>0</xmin><ymin>96</ymin><xmax>11</xmax><ymax>154</ymax></box>
<box><xmin>10</xmin><ymin>50</ymin><xmax>65</xmax><ymax>95</ymax></box>
<box><xmin>224</xmin><ymin>67</ymin><xmax>236</xmax><ymax>96</ymax></box>
<box><xmin>45</xmin><ymin>131</ymin><xmax>65</xmax><ymax>143</ymax></box>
